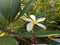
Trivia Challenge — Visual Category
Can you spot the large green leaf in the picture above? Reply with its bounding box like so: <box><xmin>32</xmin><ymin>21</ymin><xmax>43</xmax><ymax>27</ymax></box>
<box><xmin>19</xmin><ymin>30</ymin><xmax>60</xmax><ymax>38</ymax></box>
<box><xmin>0</xmin><ymin>0</ymin><xmax>20</xmax><ymax>22</ymax></box>
<box><xmin>0</xmin><ymin>36</ymin><xmax>17</xmax><ymax>45</ymax></box>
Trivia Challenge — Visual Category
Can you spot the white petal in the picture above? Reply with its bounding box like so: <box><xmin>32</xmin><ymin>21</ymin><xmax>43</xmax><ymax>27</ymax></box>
<box><xmin>21</xmin><ymin>18</ymin><xmax>32</xmax><ymax>22</ymax></box>
<box><xmin>30</xmin><ymin>15</ymin><xmax>36</xmax><ymax>20</ymax></box>
<box><xmin>51</xmin><ymin>39</ymin><xmax>60</xmax><ymax>43</ymax></box>
<box><xmin>27</xmin><ymin>23</ymin><xmax>33</xmax><ymax>32</ymax></box>
<box><xmin>37</xmin><ymin>23</ymin><xmax>46</xmax><ymax>30</ymax></box>
<box><xmin>14</xmin><ymin>39</ymin><xmax>19</xmax><ymax>45</ymax></box>
<box><xmin>37</xmin><ymin>17</ymin><xmax>45</xmax><ymax>22</ymax></box>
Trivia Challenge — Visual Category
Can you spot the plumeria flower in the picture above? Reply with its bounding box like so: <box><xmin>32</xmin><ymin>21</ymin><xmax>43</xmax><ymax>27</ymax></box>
<box><xmin>21</xmin><ymin>15</ymin><xmax>46</xmax><ymax>32</ymax></box>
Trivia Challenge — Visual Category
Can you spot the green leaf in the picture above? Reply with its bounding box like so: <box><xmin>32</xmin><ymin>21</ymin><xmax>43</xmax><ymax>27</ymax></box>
<box><xmin>0</xmin><ymin>13</ymin><xmax>8</xmax><ymax>29</ymax></box>
<box><xmin>36</xmin><ymin>11</ymin><xmax>47</xmax><ymax>18</ymax></box>
<box><xmin>16</xmin><ymin>37</ymin><xmax>28</xmax><ymax>45</ymax></box>
<box><xmin>0</xmin><ymin>36</ymin><xmax>17</xmax><ymax>45</ymax></box>
<box><xmin>14</xmin><ymin>19</ymin><xmax>26</xmax><ymax>30</ymax></box>
<box><xmin>19</xmin><ymin>30</ymin><xmax>60</xmax><ymax>38</ymax></box>
<box><xmin>0</xmin><ymin>0</ymin><xmax>20</xmax><ymax>22</ymax></box>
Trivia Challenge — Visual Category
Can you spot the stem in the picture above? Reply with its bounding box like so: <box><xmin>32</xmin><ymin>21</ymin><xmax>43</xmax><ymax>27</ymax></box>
<box><xmin>31</xmin><ymin>27</ymin><xmax>35</xmax><ymax>44</ymax></box>
<box><xmin>13</xmin><ymin>33</ymin><xmax>30</xmax><ymax>44</ymax></box>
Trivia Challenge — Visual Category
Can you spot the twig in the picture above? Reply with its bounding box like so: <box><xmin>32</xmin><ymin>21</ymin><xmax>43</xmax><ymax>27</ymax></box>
<box><xmin>31</xmin><ymin>27</ymin><xmax>35</xmax><ymax>44</ymax></box>
<box><xmin>13</xmin><ymin>33</ymin><xmax>30</xmax><ymax>44</ymax></box>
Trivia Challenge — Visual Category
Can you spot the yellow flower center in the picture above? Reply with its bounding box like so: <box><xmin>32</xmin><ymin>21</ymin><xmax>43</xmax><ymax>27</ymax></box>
<box><xmin>31</xmin><ymin>20</ymin><xmax>38</xmax><ymax>24</ymax></box>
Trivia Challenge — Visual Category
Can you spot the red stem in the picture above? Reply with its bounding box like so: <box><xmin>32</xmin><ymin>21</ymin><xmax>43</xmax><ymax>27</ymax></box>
<box><xmin>31</xmin><ymin>27</ymin><xmax>35</xmax><ymax>45</ymax></box>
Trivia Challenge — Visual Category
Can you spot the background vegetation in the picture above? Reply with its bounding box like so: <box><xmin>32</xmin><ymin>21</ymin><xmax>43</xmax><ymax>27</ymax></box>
<box><xmin>0</xmin><ymin>0</ymin><xmax>60</xmax><ymax>45</ymax></box>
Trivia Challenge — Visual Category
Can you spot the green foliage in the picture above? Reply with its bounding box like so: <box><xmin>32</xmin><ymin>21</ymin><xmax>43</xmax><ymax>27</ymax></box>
<box><xmin>0</xmin><ymin>0</ymin><xmax>20</xmax><ymax>22</ymax></box>
<box><xmin>19</xmin><ymin>0</ymin><xmax>36</xmax><ymax>17</ymax></box>
<box><xmin>0</xmin><ymin>0</ymin><xmax>60</xmax><ymax>45</ymax></box>
<box><xmin>0</xmin><ymin>13</ymin><xmax>8</xmax><ymax>29</ymax></box>
<box><xmin>19</xmin><ymin>30</ymin><xmax>60</xmax><ymax>38</ymax></box>
<box><xmin>0</xmin><ymin>36</ymin><xmax>17</xmax><ymax>45</ymax></box>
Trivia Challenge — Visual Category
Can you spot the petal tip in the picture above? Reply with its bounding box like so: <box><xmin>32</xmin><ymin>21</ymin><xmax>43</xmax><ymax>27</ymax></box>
<box><xmin>27</xmin><ymin>29</ymin><xmax>32</xmax><ymax>32</ymax></box>
<box><xmin>30</xmin><ymin>15</ymin><xmax>36</xmax><ymax>20</ymax></box>
<box><xmin>44</xmin><ymin>27</ymin><xmax>46</xmax><ymax>30</ymax></box>
<box><xmin>30</xmin><ymin>15</ymin><xmax>35</xmax><ymax>16</ymax></box>
<box><xmin>43</xmin><ymin>17</ymin><xmax>46</xmax><ymax>20</ymax></box>
<box><xmin>27</xmin><ymin>23</ymin><xmax>33</xmax><ymax>32</ymax></box>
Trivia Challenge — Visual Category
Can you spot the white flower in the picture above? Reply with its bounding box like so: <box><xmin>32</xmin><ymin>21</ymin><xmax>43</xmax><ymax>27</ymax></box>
<box><xmin>21</xmin><ymin>15</ymin><xmax>46</xmax><ymax>32</ymax></box>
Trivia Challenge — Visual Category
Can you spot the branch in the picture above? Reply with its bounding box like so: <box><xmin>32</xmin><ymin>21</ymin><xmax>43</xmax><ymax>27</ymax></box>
<box><xmin>5</xmin><ymin>30</ymin><xmax>30</xmax><ymax>44</ymax></box>
<box><xmin>13</xmin><ymin>33</ymin><xmax>30</xmax><ymax>44</ymax></box>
